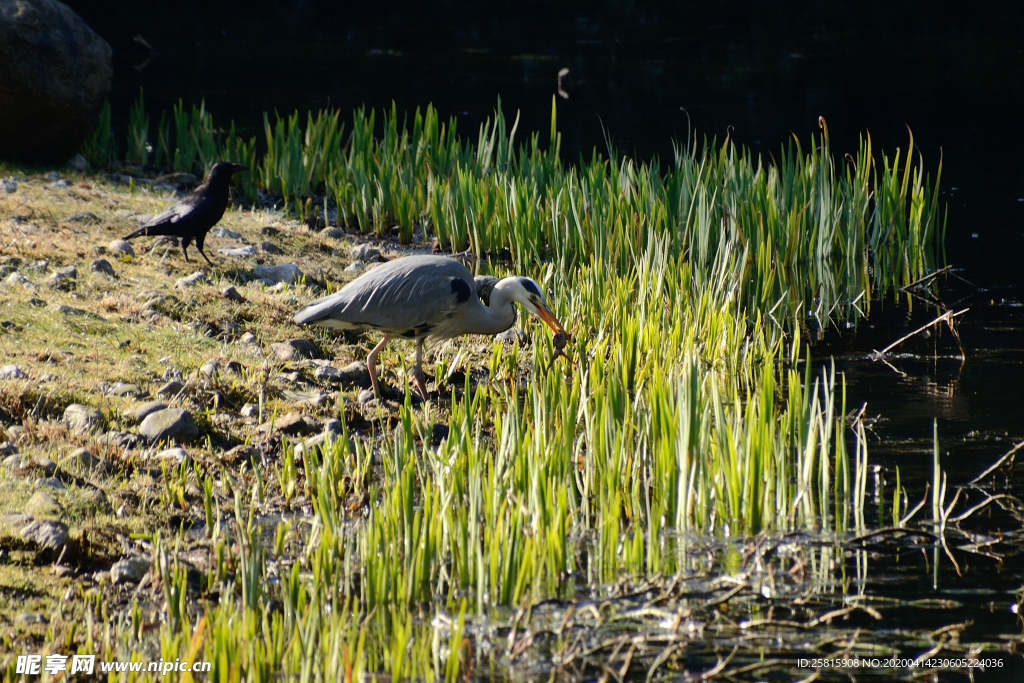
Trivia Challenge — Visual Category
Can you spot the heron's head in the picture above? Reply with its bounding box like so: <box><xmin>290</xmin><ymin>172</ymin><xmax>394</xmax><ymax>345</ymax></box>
<box><xmin>507</xmin><ymin>277</ymin><xmax>567</xmax><ymax>335</ymax></box>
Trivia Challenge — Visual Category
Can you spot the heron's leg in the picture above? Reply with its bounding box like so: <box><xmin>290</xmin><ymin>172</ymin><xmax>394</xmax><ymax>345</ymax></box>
<box><xmin>413</xmin><ymin>339</ymin><xmax>428</xmax><ymax>401</ymax></box>
<box><xmin>366</xmin><ymin>335</ymin><xmax>390</xmax><ymax>397</ymax></box>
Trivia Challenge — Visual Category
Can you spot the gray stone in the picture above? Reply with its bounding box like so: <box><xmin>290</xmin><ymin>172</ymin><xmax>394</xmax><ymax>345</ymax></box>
<box><xmin>33</xmin><ymin>455</ymin><xmax>56</xmax><ymax>475</ymax></box>
<box><xmin>15</xmin><ymin>612</ymin><xmax>46</xmax><ymax>625</ymax></box>
<box><xmin>18</xmin><ymin>519</ymin><xmax>68</xmax><ymax>551</ymax></box>
<box><xmin>320</xmin><ymin>227</ymin><xmax>344</xmax><ymax>239</ymax></box>
<box><xmin>66</xmin><ymin>447</ymin><xmax>109</xmax><ymax>472</ymax></box>
<box><xmin>89</xmin><ymin>258</ymin><xmax>115</xmax><ymax>276</ymax></box>
<box><xmin>218</xmin><ymin>245</ymin><xmax>257</xmax><ymax>258</ymax></box>
<box><xmin>138</xmin><ymin>408</ymin><xmax>199</xmax><ymax>443</ymax></box>
<box><xmin>63</xmin><ymin>403</ymin><xmax>105</xmax><ymax>433</ymax></box>
<box><xmin>133</xmin><ymin>401</ymin><xmax>167</xmax><ymax>421</ymax></box>
<box><xmin>259</xmin><ymin>226</ymin><xmax>280</xmax><ymax>236</ymax></box>
<box><xmin>273</xmin><ymin>413</ymin><xmax>320</xmax><ymax>436</ymax></box>
<box><xmin>156</xmin><ymin>380</ymin><xmax>184</xmax><ymax>397</ymax></box>
<box><xmin>24</xmin><ymin>491</ymin><xmax>63</xmax><ymax>518</ymax></box>
<box><xmin>221</xmin><ymin>285</ymin><xmax>245</xmax><ymax>302</ymax></box>
<box><xmin>323</xmin><ymin>418</ymin><xmax>342</xmax><ymax>434</ymax></box>
<box><xmin>271</xmin><ymin>338</ymin><xmax>318</xmax><ymax>361</ymax></box>
<box><xmin>110</xmin><ymin>556</ymin><xmax>150</xmax><ymax>584</ymax></box>
<box><xmin>260</xmin><ymin>241</ymin><xmax>282</xmax><ymax>254</ymax></box>
<box><xmin>240</xmin><ymin>403</ymin><xmax>257</xmax><ymax>418</ymax></box>
<box><xmin>147</xmin><ymin>447</ymin><xmax>189</xmax><ymax>467</ymax></box>
<box><xmin>274</xmin><ymin>371</ymin><xmax>302</xmax><ymax>386</ymax></box>
<box><xmin>50</xmin><ymin>178</ymin><xmax>72</xmax><ymax>188</ymax></box>
<box><xmin>44</xmin><ymin>171</ymin><xmax>60</xmax><ymax>181</ymax></box>
<box><xmin>199</xmin><ymin>361</ymin><xmax>218</xmax><ymax>378</ymax></box>
<box><xmin>239</xmin><ymin>332</ymin><xmax>258</xmax><ymax>345</ymax></box>
<box><xmin>344</xmin><ymin>261</ymin><xmax>364</xmax><ymax>273</ymax></box>
<box><xmin>358</xmin><ymin>389</ymin><xmax>376</xmax><ymax>404</ymax></box>
<box><xmin>108</xmin><ymin>239</ymin><xmax>135</xmax><ymax>257</ymax></box>
<box><xmin>0</xmin><ymin>364</ymin><xmax>25</xmax><ymax>380</ymax></box>
<box><xmin>6</xmin><ymin>271</ymin><xmax>34</xmax><ymax>288</ymax></box>
<box><xmin>0</xmin><ymin>0</ymin><xmax>112</xmax><ymax>163</ymax></box>
<box><xmin>496</xmin><ymin>327</ymin><xmax>527</xmax><ymax>344</ymax></box>
<box><xmin>315</xmin><ymin>361</ymin><xmax>371</xmax><ymax>388</ymax></box>
<box><xmin>96</xmin><ymin>430</ymin><xmax>141</xmax><ymax>449</ymax></box>
<box><xmin>352</xmin><ymin>244</ymin><xmax>381</xmax><ymax>262</ymax></box>
<box><xmin>67</xmin><ymin>154</ymin><xmax>87</xmax><ymax>171</ymax></box>
<box><xmin>66</xmin><ymin>211</ymin><xmax>98</xmax><ymax>223</ymax></box>
<box><xmin>279</xmin><ymin>389</ymin><xmax>330</xmax><ymax>406</ymax></box>
<box><xmin>175</xmin><ymin>271</ymin><xmax>207</xmax><ymax>289</ymax></box>
<box><xmin>39</xmin><ymin>477</ymin><xmax>65</xmax><ymax>490</ymax></box>
<box><xmin>105</xmin><ymin>382</ymin><xmax>145</xmax><ymax>397</ymax></box>
<box><xmin>1</xmin><ymin>454</ymin><xmax>28</xmax><ymax>470</ymax></box>
<box><xmin>253</xmin><ymin>263</ymin><xmax>302</xmax><ymax>286</ymax></box>
<box><xmin>210</xmin><ymin>227</ymin><xmax>241</xmax><ymax>239</ymax></box>
<box><xmin>0</xmin><ymin>179</ymin><xmax>16</xmax><ymax>193</ymax></box>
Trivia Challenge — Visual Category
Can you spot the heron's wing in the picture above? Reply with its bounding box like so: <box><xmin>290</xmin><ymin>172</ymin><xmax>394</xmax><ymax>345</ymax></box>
<box><xmin>295</xmin><ymin>256</ymin><xmax>479</xmax><ymax>336</ymax></box>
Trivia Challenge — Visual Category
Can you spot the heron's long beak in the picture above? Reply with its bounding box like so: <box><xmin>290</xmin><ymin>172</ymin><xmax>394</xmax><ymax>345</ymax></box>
<box><xmin>535</xmin><ymin>304</ymin><xmax>567</xmax><ymax>336</ymax></box>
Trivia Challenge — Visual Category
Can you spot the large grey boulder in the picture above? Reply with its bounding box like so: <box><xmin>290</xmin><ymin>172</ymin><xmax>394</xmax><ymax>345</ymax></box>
<box><xmin>0</xmin><ymin>0</ymin><xmax>113</xmax><ymax>163</ymax></box>
<box><xmin>138</xmin><ymin>408</ymin><xmax>199</xmax><ymax>443</ymax></box>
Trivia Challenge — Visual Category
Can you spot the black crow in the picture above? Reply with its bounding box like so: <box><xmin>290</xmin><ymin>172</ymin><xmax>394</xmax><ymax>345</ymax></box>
<box><xmin>124</xmin><ymin>161</ymin><xmax>247</xmax><ymax>265</ymax></box>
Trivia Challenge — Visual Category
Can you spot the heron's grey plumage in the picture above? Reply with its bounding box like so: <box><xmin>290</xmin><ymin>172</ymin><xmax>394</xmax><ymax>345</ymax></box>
<box><xmin>294</xmin><ymin>255</ymin><xmax>566</xmax><ymax>400</ymax></box>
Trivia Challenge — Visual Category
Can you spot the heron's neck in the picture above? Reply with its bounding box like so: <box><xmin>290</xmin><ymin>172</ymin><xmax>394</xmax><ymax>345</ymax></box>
<box><xmin>470</xmin><ymin>279</ymin><xmax>518</xmax><ymax>335</ymax></box>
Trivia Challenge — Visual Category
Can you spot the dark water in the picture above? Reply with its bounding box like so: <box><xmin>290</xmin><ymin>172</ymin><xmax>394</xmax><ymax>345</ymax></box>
<box><xmin>67</xmin><ymin>0</ymin><xmax>1024</xmax><ymax>674</ymax></box>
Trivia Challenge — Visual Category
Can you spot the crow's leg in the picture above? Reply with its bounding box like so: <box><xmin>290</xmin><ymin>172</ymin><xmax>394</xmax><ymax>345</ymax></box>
<box><xmin>366</xmin><ymin>336</ymin><xmax>391</xmax><ymax>397</ymax></box>
<box><xmin>181</xmin><ymin>237</ymin><xmax>192</xmax><ymax>263</ymax></box>
<box><xmin>196</xmin><ymin>235</ymin><xmax>214</xmax><ymax>266</ymax></box>
<box><xmin>413</xmin><ymin>339</ymin><xmax>428</xmax><ymax>401</ymax></box>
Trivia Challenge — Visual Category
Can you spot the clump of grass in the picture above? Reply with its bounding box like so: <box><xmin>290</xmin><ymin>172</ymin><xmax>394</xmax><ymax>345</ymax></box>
<box><xmin>126</xmin><ymin>88</ymin><xmax>150</xmax><ymax>167</ymax></box>
<box><xmin>78</xmin><ymin>100</ymin><xmax>115</xmax><ymax>168</ymax></box>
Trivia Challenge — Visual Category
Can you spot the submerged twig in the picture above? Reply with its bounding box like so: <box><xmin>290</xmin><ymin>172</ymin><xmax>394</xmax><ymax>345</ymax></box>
<box><xmin>877</xmin><ymin>308</ymin><xmax>968</xmax><ymax>356</ymax></box>
<box><xmin>968</xmin><ymin>439</ymin><xmax>1024</xmax><ymax>485</ymax></box>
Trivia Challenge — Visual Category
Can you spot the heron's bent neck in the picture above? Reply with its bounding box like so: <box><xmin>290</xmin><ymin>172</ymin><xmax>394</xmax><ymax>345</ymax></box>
<box><xmin>467</xmin><ymin>278</ymin><xmax>520</xmax><ymax>336</ymax></box>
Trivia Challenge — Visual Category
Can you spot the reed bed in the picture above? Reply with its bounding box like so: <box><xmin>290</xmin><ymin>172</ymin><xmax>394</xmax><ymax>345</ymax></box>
<box><xmin>60</xmin><ymin>94</ymin><xmax>947</xmax><ymax>681</ymax></box>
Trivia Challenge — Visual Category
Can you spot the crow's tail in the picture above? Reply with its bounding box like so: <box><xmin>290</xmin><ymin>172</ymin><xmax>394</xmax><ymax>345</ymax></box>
<box><xmin>124</xmin><ymin>223</ymin><xmax>175</xmax><ymax>240</ymax></box>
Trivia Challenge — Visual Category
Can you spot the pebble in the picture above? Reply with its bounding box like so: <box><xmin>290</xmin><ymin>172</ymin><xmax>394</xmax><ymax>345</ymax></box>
<box><xmin>272</xmin><ymin>413</ymin><xmax>321</xmax><ymax>436</ymax></box>
<box><xmin>218</xmin><ymin>245</ymin><xmax>257</xmax><ymax>258</ymax></box>
<box><xmin>24</xmin><ymin>491</ymin><xmax>63</xmax><ymax>518</ymax></box>
<box><xmin>108</xmin><ymin>239</ymin><xmax>135</xmax><ymax>257</ymax></box>
<box><xmin>44</xmin><ymin>171</ymin><xmax>61</xmax><ymax>181</ymax></box>
<box><xmin>28</xmin><ymin>297</ymin><xmax>46</xmax><ymax>306</ymax></box>
<box><xmin>0</xmin><ymin>364</ymin><xmax>25</xmax><ymax>380</ymax></box>
<box><xmin>344</xmin><ymin>261</ymin><xmax>364</xmax><ymax>273</ymax></box>
<box><xmin>138</xmin><ymin>408</ymin><xmax>199</xmax><ymax>443</ymax></box>
<box><xmin>259</xmin><ymin>226</ymin><xmax>280</xmax><ymax>236</ymax></box>
<box><xmin>63</xmin><ymin>404</ymin><xmax>106</xmax><ymax>433</ymax></box>
<box><xmin>134</xmin><ymin>401</ymin><xmax>168</xmax><ymax>421</ymax></box>
<box><xmin>96</xmin><ymin>430</ymin><xmax>142</xmax><ymax>449</ymax></box>
<box><xmin>240</xmin><ymin>403</ymin><xmax>257</xmax><ymax>417</ymax></box>
<box><xmin>0</xmin><ymin>179</ymin><xmax>17</xmax><ymax>193</ymax></box>
<box><xmin>211</xmin><ymin>227</ymin><xmax>242</xmax><ymax>239</ymax></box>
<box><xmin>279</xmin><ymin>389</ymin><xmax>330</xmax><ymax>406</ymax></box>
<box><xmin>221</xmin><ymin>285</ymin><xmax>245</xmax><ymax>302</ymax></box>
<box><xmin>315</xmin><ymin>361</ymin><xmax>372</xmax><ymax>388</ymax></box>
<box><xmin>253</xmin><ymin>263</ymin><xmax>302</xmax><ymax>286</ymax></box>
<box><xmin>239</xmin><ymin>332</ymin><xmax>258</xmax><ymax>345</ymax></box>
<box><xmin>66</xmin><ymin>447</ymin><xmax>109</xmax><ymax>472</ymax></box>
<box><xmin>260</xmin><ymin>241</ymin><xmax>282</xmax><ymax>254</ymax></box>
<box><xmin>176</xmin><ymin>271</ymin><xmax>207</xmax><ymax>289</ymax></box>
<box><xmin>110</xmin><ymin>557</ymin><xmax>151</xmax><ymax>584</ymax></box>
<box><xmin>38</xmin><ymin>477</ymin><xmax>66</xmax><ymax>490</ymax></box>
<box><xmin>15</xmin><ymin>612</ymin><xmax>46</xmax><ymax>625</ymax></box>
<box><xmin>357</xmin><ymin>389</ymin><xmax>376</xmax><ymax>404</ymax></box>
<box><xmin>6</xmin><ymin>271</ymin><xmax>35</xmax><ymax>288</ymax></box>
<box><xmin>67</xmin><ymin>154</ymin><xmax>87</xmax><ymax>171</ymax></box>
<box><xmin>320</xmin><ymin>227</ymin><xmax>344</xmax><ymax>239</ymax></box>
<box><xmin>105</xmin><ymin>382</ymin><xmax>145</xmax><ymax>398</ymax></box>
<box><xmin>148</xmin><ymin>447</ymin><xmax>190</xmax><ymax>467</ymax></box>
<box><xmin>352</xmin><ymin>244</ymin><xmax>381</xmax><ymax>262</ymax></box>
<box><xmin>66</xmin><ymin>211</ymin><xmax>99</xmax><ymax>223</ymax></box>
<box><xmin>18</xmin><ymin>519</ymin><xmax>68</xmax><ymax>551</ymax></box>
<box><xmin>271</xmin><ymin>338</ymin><xmax>318</xmax><ymax>361</ymax></box>
<box><xmin>200</xmin><ymin>361</ymin><xmax>218</xmax><ymax>378</ymax></box>
<box><xmin>156</xmin><ymin>380</ymin><xmax>184</xmax><ymax>397</ymax></box>
<box><xmin>90</xmin><ymin>258</ymin><xmax>116</xmax><ymax>276</ymax></box>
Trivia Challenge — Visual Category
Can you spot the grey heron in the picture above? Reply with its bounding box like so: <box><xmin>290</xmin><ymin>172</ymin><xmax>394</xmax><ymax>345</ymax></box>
<box><xmin>294</xmin><ymin>255</ymin><xmax>568</xmax><ymax>399</ymax></box>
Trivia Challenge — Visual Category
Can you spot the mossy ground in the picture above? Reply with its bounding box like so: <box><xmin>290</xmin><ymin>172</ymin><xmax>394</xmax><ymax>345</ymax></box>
<box><xmin>0</xmin><ymin>166</ymin><xmax>515</xmax><ymax>657</ymax></box>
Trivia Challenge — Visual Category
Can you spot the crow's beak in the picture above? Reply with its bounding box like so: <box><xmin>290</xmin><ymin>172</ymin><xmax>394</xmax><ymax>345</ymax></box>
<box><xmin>535</xmin><ymin>303</ymin><xmax>567</xmax><ymax>336</ymax></box>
